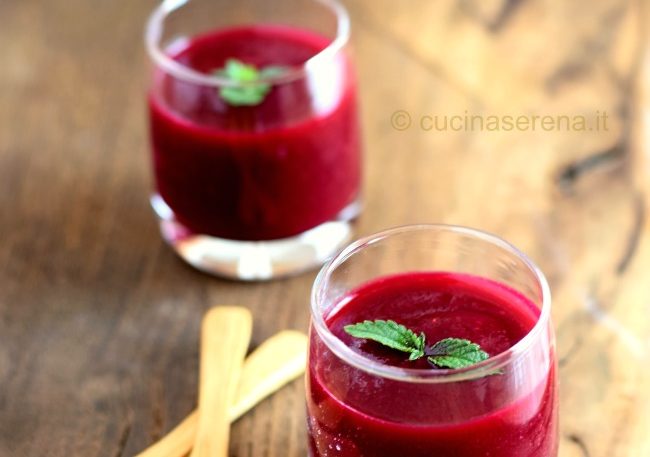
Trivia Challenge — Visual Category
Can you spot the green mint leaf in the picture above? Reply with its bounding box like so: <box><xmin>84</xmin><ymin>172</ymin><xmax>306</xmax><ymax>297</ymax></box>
<box><xmin>223</xmin><ymin>59</ymin><xmax>260</xmax><ymax>81</ymax></box>
<box><xmin>214</xmin><ymin>59</ymin><xmax>289</xmax><ymax>107</ymax></box>
<box><xmin>344</xmin><ymin>320</ymin><xmax>426</xmax><ymax>361</ymax></box>
<box><xmin>219</xmin><ymin>85</ymin><xmax>269</xmax><ymax>106</ymax></box>
<box><xmin>426</xmin><ymin>338</ymin><xmax>489</xmax><ymax>369</ymax></box>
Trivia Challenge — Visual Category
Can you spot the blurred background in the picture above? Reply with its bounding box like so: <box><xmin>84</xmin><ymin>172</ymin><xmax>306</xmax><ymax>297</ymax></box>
<box><xmin>0</xmin><ymin>0</ymin><xmax>648</xmax><ymax>456</ymax></box>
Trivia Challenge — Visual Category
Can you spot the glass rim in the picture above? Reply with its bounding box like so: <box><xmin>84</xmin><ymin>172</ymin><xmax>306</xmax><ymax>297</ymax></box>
<box><xmin>144</xmin><ymin>0</ymin><xmax>350</xmax><ymax>87</ymax></box>
<box><xmin>310</xmin><ymin>224</ymin><xmax>552</xmax><ymax>384</ymax></box>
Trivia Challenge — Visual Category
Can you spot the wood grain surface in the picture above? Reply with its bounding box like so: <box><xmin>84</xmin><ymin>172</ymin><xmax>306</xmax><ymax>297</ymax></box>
<box><xmin>1</xmin><ymin>0</ymin><xmax>649</xmax><ymax>456</ymax></box>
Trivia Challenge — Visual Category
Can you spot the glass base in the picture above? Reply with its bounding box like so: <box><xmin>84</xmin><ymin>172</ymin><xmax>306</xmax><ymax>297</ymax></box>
<box><xmin>151</xmin><ymin>194</ymin><xmax>359</xmax><ymax>281</ymax></box>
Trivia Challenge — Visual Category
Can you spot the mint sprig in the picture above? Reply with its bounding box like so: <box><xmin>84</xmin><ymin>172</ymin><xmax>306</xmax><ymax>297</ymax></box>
<box><xmin>344</xmin><ymin>320</ymin><xmax>490</xmax><ymax>370</ymax></box>
<box><xmin>214</xmin><ymin>59</ymin><xmax>289</xmax><ymax>107</ymax></box>
<box><xmin>344</xmin><ymin>320</ymin><xmax>426</xmax><ymax>361</ymax></box>
<box><xmin>426</xmin><ymin>338</ymin><xmax>489</xmax><ymax>369</ymax></box>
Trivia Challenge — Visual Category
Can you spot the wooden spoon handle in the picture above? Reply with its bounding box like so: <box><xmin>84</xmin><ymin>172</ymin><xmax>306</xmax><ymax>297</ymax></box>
<box><xmin>189</xmin><ymin>307</ymin><xmax>252</xmax><ymax>457</ymax></box>
<box><xmin>134</xmin><ymin>331</ymin><xmax>307</xmax><ymax>457</ymax></box>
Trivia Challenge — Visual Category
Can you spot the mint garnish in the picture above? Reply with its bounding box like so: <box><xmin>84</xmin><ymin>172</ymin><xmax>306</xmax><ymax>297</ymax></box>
<box><xmin>214</xmin><ymin>59</ymin><xmax>289</xmax><ymax>107</ymax></box>
<box><xmin>344</xmin><ymin>320</ymin><xmax>490</xmax><ymax>370</ymax></box>
<box><xmin>343</xmin><ymin>320</ymin><xmax>426</xmax><ymax>361</ymax></box>
<box><xmin>425</xmin><ymin>338</ymin><xmax>489</xmax><ymax>369</ymax></box>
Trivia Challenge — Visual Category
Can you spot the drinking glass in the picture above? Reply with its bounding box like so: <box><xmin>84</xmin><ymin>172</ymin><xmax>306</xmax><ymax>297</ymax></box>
<box><xmin>307</xmin><ymin>225</ymin><xmax>558</xmax><ymax>457</ymax></box>
<box><xmin>145</xmin><ymin>0</ymin><xmax>362</xmax><ymax>280</ymax></box>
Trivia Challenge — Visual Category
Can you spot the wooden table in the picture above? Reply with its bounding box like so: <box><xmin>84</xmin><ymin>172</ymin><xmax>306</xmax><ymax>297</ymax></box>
<box><xmin>1</xmin><ymin>0</ymin><xmax>649</xmax><ymax>456</ymax></box>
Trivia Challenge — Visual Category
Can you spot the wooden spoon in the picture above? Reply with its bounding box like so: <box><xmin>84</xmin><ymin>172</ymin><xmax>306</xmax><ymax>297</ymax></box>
<box><xmin>135</xmin><ymin>330</ymin><xmax>308</xmax><ymax>457</ymax></box>
<box><xmin>189</xmin><ymin>306</ymin><xmax>252</xmax><ymax>457</ymax></box>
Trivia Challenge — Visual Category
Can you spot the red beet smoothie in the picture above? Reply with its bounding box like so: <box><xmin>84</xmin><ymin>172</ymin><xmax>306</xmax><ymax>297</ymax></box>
<box><xmin>148</xmin><ymin>25</ymin><xmax>361</xmax><ymax>240</ymax></box>
<box><xmin>307</xmin><ymin>272</ymin><xmax>558</xmax><ymax>457</ymax></box>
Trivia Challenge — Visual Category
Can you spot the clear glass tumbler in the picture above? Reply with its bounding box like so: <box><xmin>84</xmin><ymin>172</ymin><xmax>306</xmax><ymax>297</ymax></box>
<box><xmin>144</xmin><ymin>0</ymin><xmax>362</xmax><ymax>280</ymax></box>
<box><xmin>307</xmin><ymin>225</ymin><xmax>558</xmax><ymax>457</ymax></box>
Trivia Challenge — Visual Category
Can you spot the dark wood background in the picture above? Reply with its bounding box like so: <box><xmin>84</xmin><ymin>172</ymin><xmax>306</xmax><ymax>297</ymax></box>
<box><xmin>1</xmin><ymin>0</ymin><xmax>649</xmax><ymax>456</ymax></box>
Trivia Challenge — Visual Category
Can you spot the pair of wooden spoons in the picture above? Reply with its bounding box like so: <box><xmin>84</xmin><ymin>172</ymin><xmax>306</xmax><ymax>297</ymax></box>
<box><xmin>135</xmin><ymin>307</ymin><xmax>308</xmax><ymax>457</ymax></box>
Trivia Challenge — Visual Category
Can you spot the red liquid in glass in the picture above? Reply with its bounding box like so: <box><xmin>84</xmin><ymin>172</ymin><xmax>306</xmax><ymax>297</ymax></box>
<box><xmin>307</xmin><ymin>272</ymin><xmax>558</xmax><ymax>457</ymax></box>
<box><xmin>148</xmin><ymin>26</ymin><xmax>361</xmax><ymax>240</ymax></box>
